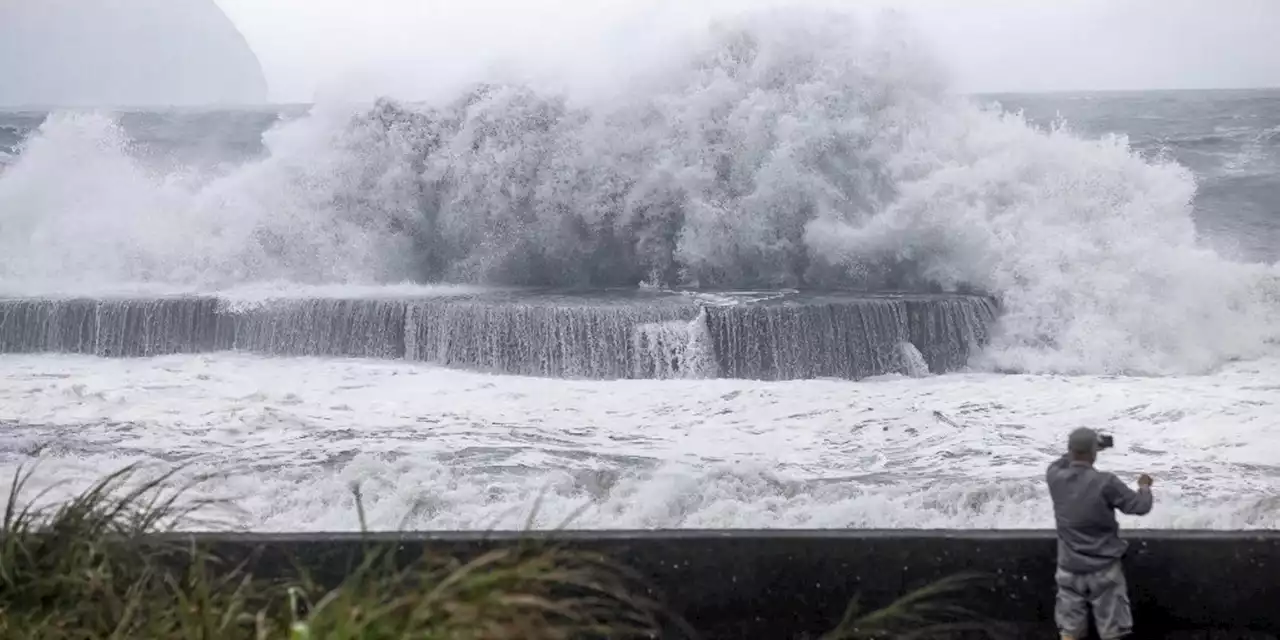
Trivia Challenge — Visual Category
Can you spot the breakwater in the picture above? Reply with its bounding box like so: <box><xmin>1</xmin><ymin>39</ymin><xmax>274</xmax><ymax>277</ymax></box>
<box><xmin>160</xmin><ymin>529</ymin><xmax>1280</xmax><ymax>639</ymax></box>
<box><xmin>0</xmin><ymin>291</ymin><xmax>998</xmax><ymax>379</ymax></box>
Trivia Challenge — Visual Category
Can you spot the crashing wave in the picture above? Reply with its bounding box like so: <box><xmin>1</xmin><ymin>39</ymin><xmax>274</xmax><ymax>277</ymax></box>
<box><xmin>0</xmin><ymin>8</ymin><xmax>1276</xmax><ymax>375</ymax></box>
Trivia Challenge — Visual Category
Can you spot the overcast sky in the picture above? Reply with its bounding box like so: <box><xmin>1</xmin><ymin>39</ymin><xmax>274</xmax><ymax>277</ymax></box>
<box><xmin>217</xmin><ymin>0</ymin><xmax>1280</xmax><ymax>103</ymax></box>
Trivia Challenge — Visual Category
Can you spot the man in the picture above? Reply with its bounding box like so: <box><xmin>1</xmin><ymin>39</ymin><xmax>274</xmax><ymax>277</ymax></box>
<box><xmin>1046</xmin><ymin>427</ymin><xmax>1153</xmax><ymax>640</ymax></box>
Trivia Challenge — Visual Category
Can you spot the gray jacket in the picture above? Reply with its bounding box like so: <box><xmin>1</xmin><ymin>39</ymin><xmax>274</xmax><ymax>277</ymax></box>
<box><xmin>1046</xmin><ymin>455</ymin><xmax>1153</xmax><ymax>573</ymax></box>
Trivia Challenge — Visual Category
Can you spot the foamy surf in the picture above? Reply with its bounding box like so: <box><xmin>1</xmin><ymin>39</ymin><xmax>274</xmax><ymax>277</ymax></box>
<box><xmin>1</xmin><ymin>353</ymin><xmax>1276</xmax><ymax>531</ymax></box>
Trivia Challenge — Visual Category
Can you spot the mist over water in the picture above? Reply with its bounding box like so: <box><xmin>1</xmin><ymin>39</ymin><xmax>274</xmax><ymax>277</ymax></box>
<box><xmin>0</xmin><ymin>9</ymin><xmax>1278</xmax><ymax>376</ymax></box>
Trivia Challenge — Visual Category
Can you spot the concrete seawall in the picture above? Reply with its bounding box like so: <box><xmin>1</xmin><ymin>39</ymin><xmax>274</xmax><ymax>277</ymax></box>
<box><xmin>155</xmin><ymin>529</ymin><xmax>1280</xmax><ymax>639</ymax></box>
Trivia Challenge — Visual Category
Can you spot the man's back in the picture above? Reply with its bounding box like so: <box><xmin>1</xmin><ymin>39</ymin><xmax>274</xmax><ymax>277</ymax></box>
<box><xmin>1049</xmin><ymin>428</ymin><xmax>1154</xmax><ymax>640</ymax></box>
<box><xmin>1046</xmin><ymin>456</ymin><xmax>1153</xmax><ymax>574</ymax></box>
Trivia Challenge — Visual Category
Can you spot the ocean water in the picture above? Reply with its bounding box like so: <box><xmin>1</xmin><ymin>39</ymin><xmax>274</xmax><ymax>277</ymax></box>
<box><xmin>1</xmin><ymin>10</ymin><xmax>1278</xmax><ymax>531</ymax></box>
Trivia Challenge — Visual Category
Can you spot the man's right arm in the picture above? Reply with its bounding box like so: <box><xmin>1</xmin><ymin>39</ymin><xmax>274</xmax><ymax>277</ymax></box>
<box><xmin>1106</xmin><ymin>474</ymin><xmax>1153</xmax><ymax>515</ymax></box>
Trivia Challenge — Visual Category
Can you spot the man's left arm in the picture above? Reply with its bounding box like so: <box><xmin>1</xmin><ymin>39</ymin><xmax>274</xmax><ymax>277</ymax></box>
<box><xmin>1046</xmin><ymin>454</ymin><xmax>1070</xmax><ymax>473</ymax></box>
<box><xmin>1045</xmin><ymin>454</ymin><xmax>1070</xmax><ymax>486</ymax></box>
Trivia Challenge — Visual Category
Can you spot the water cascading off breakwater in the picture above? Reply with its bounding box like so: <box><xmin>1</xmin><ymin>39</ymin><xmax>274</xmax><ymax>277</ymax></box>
<box><xmin>0</xmin><ymin>292</ymin><xmax>998</xmax><ymax>380</ymax></box>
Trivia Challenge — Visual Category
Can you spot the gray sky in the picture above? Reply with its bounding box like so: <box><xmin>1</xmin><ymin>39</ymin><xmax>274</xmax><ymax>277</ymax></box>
<box><xmin>214</xmin><ymin>0</ymin><xmax>1280</xmax><ymax>103</ymax></box>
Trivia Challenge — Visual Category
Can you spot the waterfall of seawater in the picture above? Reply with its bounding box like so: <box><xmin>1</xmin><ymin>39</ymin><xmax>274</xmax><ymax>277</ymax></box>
<box><xmin>633</xmin><ymin>307</ymin><xmax>718</xmax><ymax>379</ymax></box>
<box><xmin>0</xmin><ymin>298</ymin><xmax>223</xmax><ymax>356</ymax></box>
<box><xmin>0</xmin><ymin>293</ymin><xmax>996</xmax><ymax>379</ymax></box>
<box><xmin>898</xmin><ymin>342</ymin><xmax>930</xmax><ymax>378</ymax></box>
<box><xmin>405</xmin><ymin>299</ymin><xmax>700</xmax><ymax>378</ymax></box>
<box><xmin>226</xmin><ymin>299</ymin><xmax>407</xmax><ymax>359</ymax></box>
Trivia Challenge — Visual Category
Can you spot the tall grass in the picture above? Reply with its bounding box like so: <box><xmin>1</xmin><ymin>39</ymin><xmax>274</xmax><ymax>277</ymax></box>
<box><xmin>0</xmin><ymin>464</ymin><xmax>994</xmax><ymax>639</ymax></box>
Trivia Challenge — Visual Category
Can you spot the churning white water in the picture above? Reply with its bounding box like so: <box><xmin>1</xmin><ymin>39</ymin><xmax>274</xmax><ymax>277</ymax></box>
<box><xmin>1</xmin><ymin>352</ymin><xmax>1278</xmax><ymax>531</ymax></box>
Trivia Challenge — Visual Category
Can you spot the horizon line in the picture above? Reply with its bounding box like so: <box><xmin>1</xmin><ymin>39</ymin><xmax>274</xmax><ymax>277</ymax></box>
<box><xmin>3</xmin><ymin>84</ymin><xmax>1279</xmax><ymax>111</ymax></box>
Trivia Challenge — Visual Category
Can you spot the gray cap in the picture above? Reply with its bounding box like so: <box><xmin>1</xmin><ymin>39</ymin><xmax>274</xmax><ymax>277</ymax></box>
<box><xmin>1068</xmin><ymin>427</ymin><xmax>1099</xmax><ymax>455</ymax></box>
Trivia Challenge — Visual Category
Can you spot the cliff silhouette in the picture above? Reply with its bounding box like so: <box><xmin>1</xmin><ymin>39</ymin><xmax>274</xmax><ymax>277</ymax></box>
<box><xmin>0</xmin><ymin>0</ymin><xmax>268</xmax><ymax>107</ymax></box>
